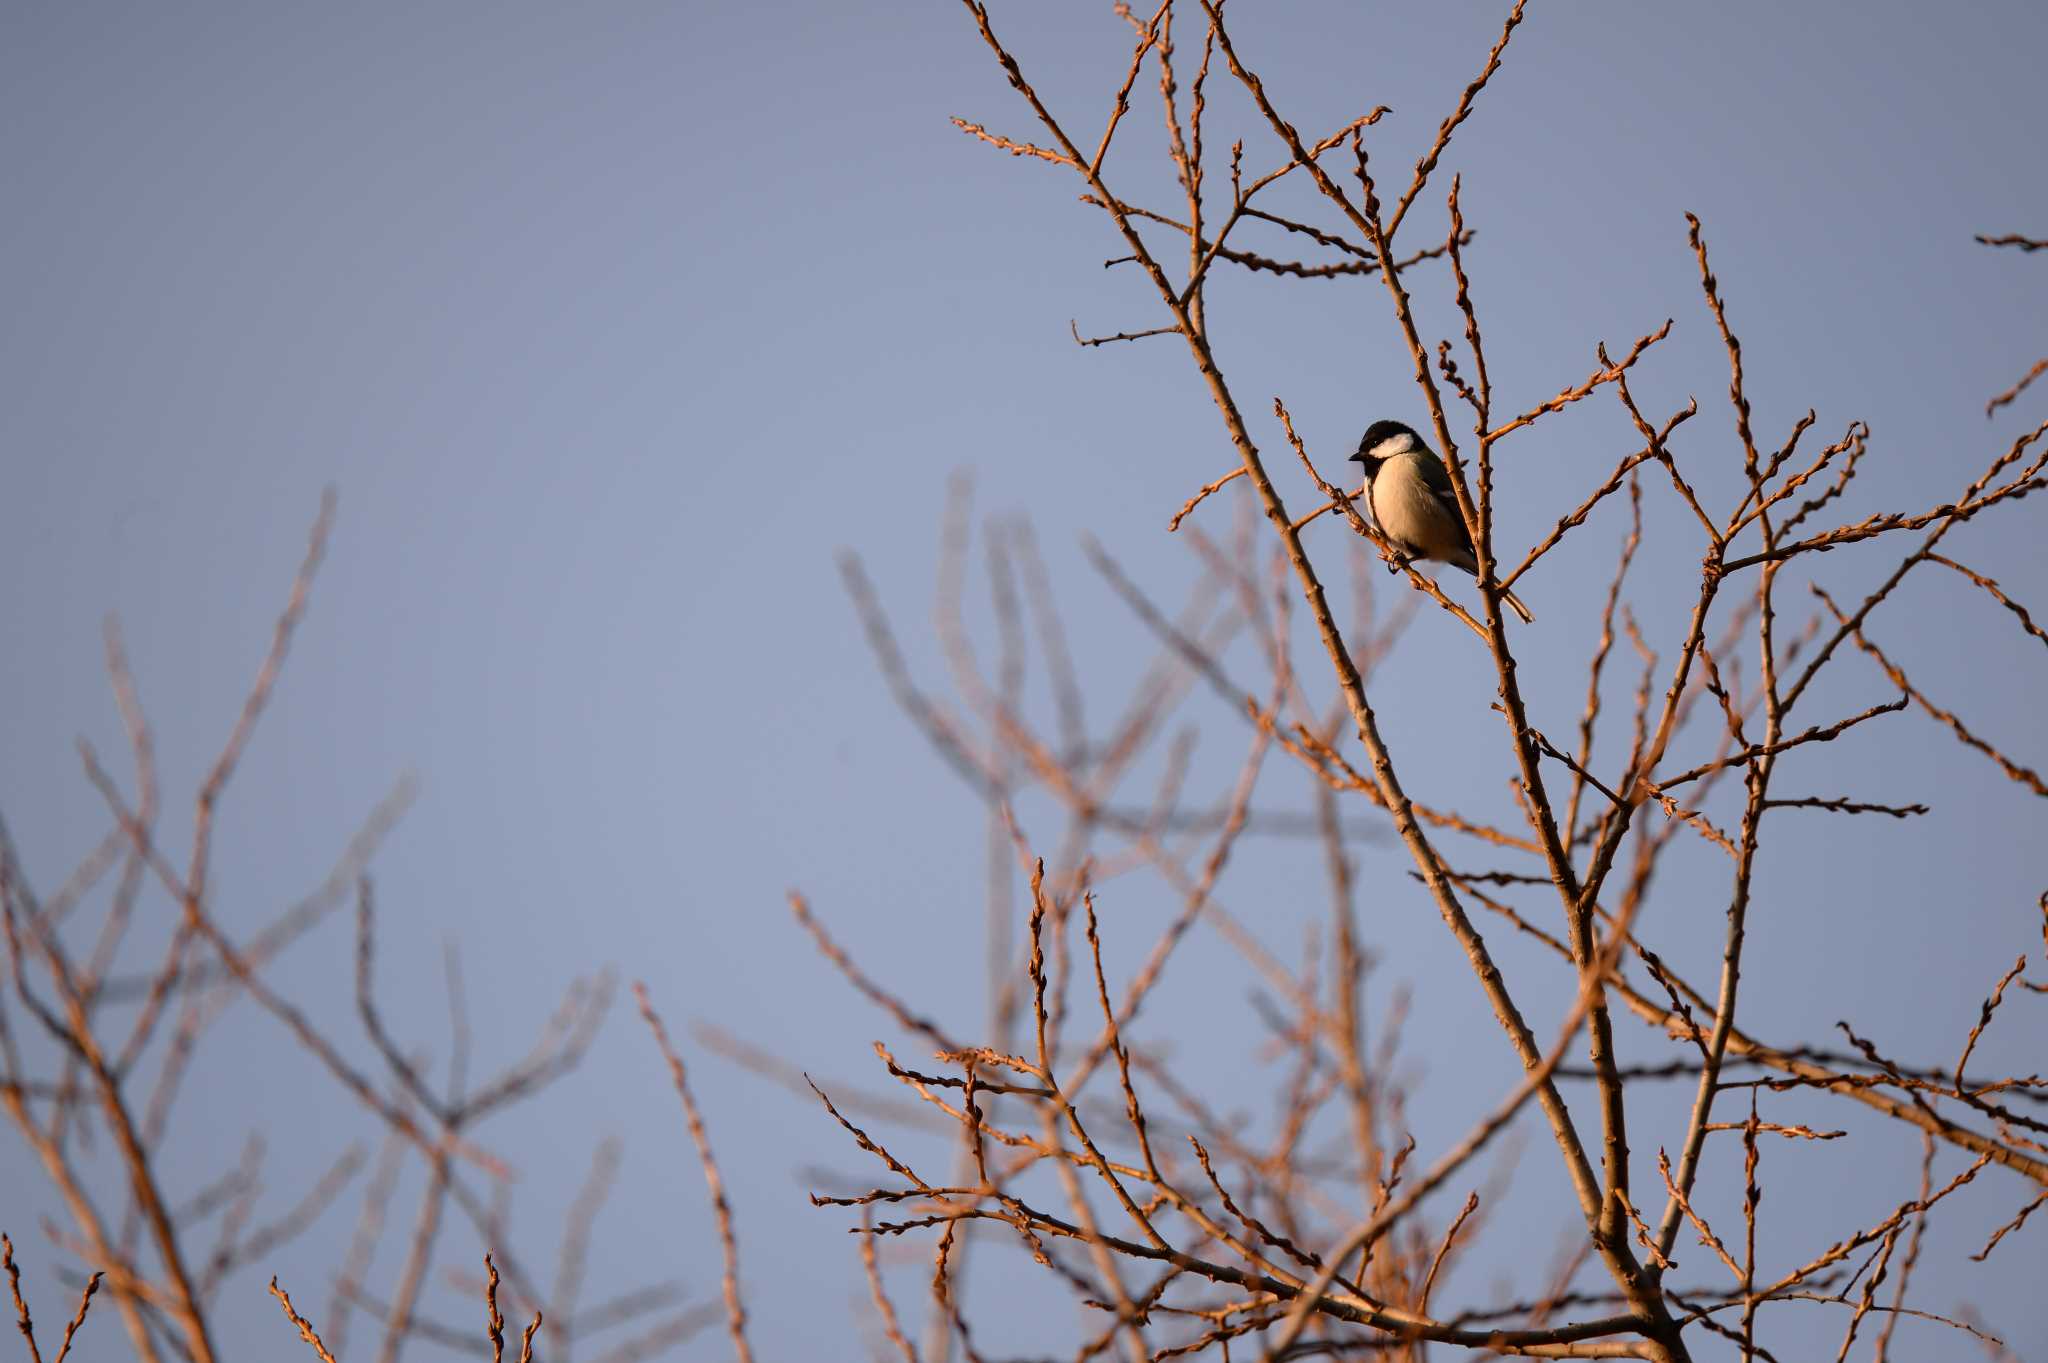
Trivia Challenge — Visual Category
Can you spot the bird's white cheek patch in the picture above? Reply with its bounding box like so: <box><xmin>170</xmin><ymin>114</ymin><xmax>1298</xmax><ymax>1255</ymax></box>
<box><xmin>1369</xmin><ymin>432</ymin><xmax>1417</xmax><ymax>461</ymax></box>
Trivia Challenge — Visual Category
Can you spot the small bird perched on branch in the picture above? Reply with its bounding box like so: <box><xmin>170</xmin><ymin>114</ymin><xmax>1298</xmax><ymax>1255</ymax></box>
<box><xmin>1350</xmin><ymin>419</ymin><xmax>1535</xmax><ymax>624</ymax></box>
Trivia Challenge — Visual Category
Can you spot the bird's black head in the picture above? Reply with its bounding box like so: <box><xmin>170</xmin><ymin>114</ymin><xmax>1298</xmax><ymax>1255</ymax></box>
<box><xmin>1350</xmin><ymin>420</ymin><xmax>1421</xmax><ymax>471</ymax></box>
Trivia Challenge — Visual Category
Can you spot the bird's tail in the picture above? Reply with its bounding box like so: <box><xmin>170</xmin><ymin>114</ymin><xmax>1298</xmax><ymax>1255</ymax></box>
<box><xmin>1451</xmin><ymin>552</ymin><xmax>1535</xmax><ymax>624</ymax></box>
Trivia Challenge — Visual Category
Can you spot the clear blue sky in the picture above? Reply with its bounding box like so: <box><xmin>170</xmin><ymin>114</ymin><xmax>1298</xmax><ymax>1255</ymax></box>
<box><xmin>3</xmin><ymin>4</ymin><xmax>2043</xmax><ymax>1359</ymax></box>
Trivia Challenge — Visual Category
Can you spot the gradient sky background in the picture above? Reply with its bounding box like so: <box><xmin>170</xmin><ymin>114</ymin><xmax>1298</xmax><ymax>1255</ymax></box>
<box><xmin>3</xmin><ymin>3</ymin><xmax>2044</xmax><ymax>1360</ymax></box>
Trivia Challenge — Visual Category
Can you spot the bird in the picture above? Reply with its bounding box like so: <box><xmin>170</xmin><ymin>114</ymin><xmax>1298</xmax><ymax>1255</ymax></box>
<box><xmin>1348</xmin><ymin>419</ymin><xmax>1535</xmax><ymax>624</ymax></box>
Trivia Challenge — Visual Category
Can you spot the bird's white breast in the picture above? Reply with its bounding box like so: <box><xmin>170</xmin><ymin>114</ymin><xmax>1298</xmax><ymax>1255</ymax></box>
<box><xmin>1372</xmin><ymin>455</ymin><xmax>1467</xmax><ymax>559</ymax></box>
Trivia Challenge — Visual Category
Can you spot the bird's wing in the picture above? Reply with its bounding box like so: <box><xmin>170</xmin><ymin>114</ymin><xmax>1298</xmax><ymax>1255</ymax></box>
<box><xmin>1412</xmin><ymin>451</ymin><xmax>1468</xmax><ymax>522</ymax></box>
